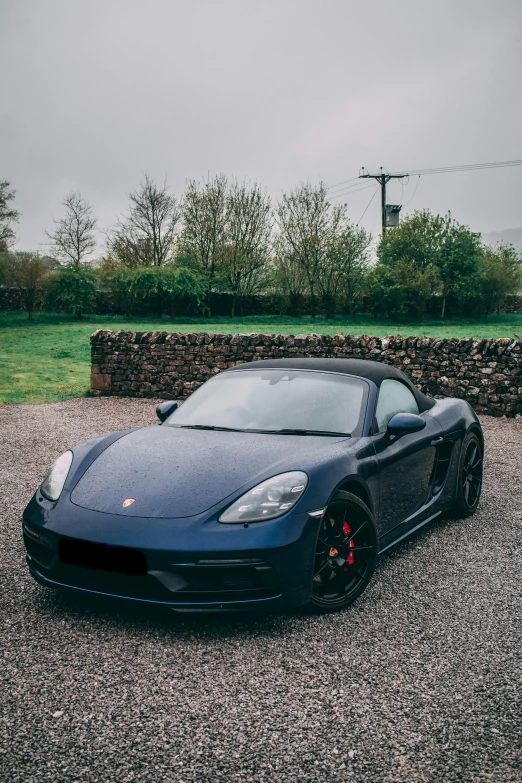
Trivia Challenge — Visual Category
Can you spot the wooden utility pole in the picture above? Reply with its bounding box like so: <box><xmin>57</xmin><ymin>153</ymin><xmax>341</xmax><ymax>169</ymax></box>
<box><xmin>359</xmin><ymin>167</ymin><xmax>408</xmax><ymax>234</ymax></box>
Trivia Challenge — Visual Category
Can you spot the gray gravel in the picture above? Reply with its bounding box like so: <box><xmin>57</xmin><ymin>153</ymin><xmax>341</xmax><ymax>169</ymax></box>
<box><xmin>1</xmin><ymin>397</ymin><xmax>521</xmax><ymax>783</ymax></box>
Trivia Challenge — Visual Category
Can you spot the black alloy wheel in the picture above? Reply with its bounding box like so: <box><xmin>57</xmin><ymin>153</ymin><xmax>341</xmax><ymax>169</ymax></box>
<box><xmin>454</xmin><ymin>430</ymin><xmax>483</xmax><ymax>517</ymax></box>
<box><xmin>308</xmin><ymin>490</ymin><xmax>378</xmax><ymax>613</ymax></box>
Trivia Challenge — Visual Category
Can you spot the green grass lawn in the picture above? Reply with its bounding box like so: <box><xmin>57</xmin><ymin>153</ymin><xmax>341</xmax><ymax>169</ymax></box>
<box><xmin>1</xmin><ymin>310</ymin><xmax>521</xmax><ymax>405</ymax></box>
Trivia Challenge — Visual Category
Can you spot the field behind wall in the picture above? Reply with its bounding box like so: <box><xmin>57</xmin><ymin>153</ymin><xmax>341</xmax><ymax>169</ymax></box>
<box><xmin>1</xmin><ymin>310</ymin><xmax>522</xmax><ymax>405</ymax></box>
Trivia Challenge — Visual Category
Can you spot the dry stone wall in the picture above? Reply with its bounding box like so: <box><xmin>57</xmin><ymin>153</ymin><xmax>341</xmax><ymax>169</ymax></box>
<box><xmin>90</xmin><ymin>330</ymin><xmax>522</xmax><ymax>417</ymax></box>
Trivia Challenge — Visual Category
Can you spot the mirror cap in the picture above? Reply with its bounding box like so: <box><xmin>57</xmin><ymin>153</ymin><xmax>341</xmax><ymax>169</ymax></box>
<box><xmin>386</xmin><ymin>412</ymin><xmax>426</xmax><ymax>438</ymax></box>
<box><xmin>156</xmin><ymin>400</ymin><xmax>178</xmax><ymax>423</ymax></box>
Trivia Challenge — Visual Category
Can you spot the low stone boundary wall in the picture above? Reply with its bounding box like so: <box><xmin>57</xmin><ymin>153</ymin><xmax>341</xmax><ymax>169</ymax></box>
<box><xmin>90</xmin><ymin>330</ymin><xmax>522</xmax><ymax>417</ymax></box>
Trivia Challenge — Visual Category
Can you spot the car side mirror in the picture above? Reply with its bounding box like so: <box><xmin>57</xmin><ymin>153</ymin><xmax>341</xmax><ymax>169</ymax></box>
<box><xmin>385</xmin><ymin>412</ymin><xmax>426</xmax><ymax>440</ymax></box>
<box><xmin>156</xmin><ymin>401</ymin><xmax>178</xmax><ymax>423</ymax></box>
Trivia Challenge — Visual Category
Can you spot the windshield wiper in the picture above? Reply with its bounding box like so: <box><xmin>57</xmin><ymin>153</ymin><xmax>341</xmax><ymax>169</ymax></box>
<box><xmin>173</xmin><ymin>424</ymin><xmax>351</xmax><ymax>437</ymax></box>
<box><xmin>176</xmin><ymin>424</ymin><xmax>246</xmax><ymax>432</ymax></box>
<box><xmin>252</xmin><ymin>428</ymin><xmax>352</xmax><ymax>437</ymax></box>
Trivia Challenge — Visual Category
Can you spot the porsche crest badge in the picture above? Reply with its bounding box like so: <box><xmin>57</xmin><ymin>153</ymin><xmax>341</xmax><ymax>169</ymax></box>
<box><xmin>329</xmin><ymin>547</ymin><xmax>339</xmax><ymax>557</ymax></box>
<box><xmin>122</xmin><ymin>498</ymin><xmax>135</xmax><ymax>508</ymax></box>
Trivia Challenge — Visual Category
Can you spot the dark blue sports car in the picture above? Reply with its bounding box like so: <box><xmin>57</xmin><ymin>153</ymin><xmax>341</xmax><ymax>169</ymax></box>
<box><xmin>23</xmin><ymin>358</ymin><xmax>484</xmax><ymax>613</ymax></box>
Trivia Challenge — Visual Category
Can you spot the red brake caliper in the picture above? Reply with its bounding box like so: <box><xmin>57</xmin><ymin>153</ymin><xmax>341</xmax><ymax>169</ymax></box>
<box><xmin>343</xmin><ymin>522</ymin><xmax>355</xmax><ymax>568</ymax></box>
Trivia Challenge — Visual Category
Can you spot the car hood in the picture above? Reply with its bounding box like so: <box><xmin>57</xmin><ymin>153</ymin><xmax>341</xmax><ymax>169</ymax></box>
<box><xmin>70</xmin><ymin>425</ymin><xmax>348</xmax><ymax>518</ymax></box>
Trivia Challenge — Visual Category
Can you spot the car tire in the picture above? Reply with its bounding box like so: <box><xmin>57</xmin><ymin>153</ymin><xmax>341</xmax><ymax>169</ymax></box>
<box><xmin>453</xmin><ymin>430</ymin><xmax>483</xmax><ymax>518</ymax></box>
<box><xmin>306</xmin><ymin>490</ymin><xmax>378</xmax><ymax>614</ymax></box>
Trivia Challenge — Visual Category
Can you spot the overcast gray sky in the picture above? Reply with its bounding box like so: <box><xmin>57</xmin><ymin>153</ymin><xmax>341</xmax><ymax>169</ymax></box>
<box><xmin>1</xmin><ymin>0</ymin><xmax>521</xmax><ymax>254</ymax></box>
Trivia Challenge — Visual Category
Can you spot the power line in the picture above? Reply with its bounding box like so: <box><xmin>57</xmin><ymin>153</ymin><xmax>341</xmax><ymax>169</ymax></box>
<box><xmin>326</xmin><ymin>157</ymin><xmax>522</xmax><ymax>231</ymax></box>
<box><xmin>356</xmin><ymin>187</ymin><xmax>379</xmax><ymax>225</ymax></box>
<box><xmin>329</xmin><ymin>182</ymin><xmax>379</xmax><ymax>200</ymax></box>
<box><xmin>402</xmin><ymin>175</ymin><xmax>422</xmax><ymax>208</ymax></box>
<box><xmin>389</xmin><ymin>158</ymin><xmax>522</xmax><ymax>177</ymax></box>
<box><xmin>328</xmin><ymin>158</ymin><xmax>522</xmax><ymax>197</ymax></box>
<box><xmin>357</xmin><ymin>159</ymin><xmax>522</xmax><ymax>233</ymax></box>
<box><xmin>328</xmin><ymin>179</ymin><xmax>376</xmax><ymax>196</ymax></box>
<box><xmin>326</xmin><ymin>176</ymin><xmax>360</xmax><ymax>192</ymax></box>
<box><xmin>331</xmin><ymin>182</ymin><xmax>378</xmax><ymax>199</ymax></box>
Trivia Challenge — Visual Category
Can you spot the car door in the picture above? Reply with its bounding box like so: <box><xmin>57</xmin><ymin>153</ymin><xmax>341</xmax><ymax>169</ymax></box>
<box><xmin>372</xmin><ymin>379</ymin><xmax>442</xmax><ymax>534</ymax></box>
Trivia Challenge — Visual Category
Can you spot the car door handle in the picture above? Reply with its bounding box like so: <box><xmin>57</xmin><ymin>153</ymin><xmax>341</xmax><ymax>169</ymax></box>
<box><xmin>430</xmin><ymin>436</ymin><xmax>444</xmax><ymax>446</ymax></box>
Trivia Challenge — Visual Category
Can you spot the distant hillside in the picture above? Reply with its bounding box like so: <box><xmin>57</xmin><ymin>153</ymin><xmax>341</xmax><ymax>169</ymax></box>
<box><xmin>483</xmin><ymin>227</ymin><xmax>522</xmax><ymax>250</ymax></box>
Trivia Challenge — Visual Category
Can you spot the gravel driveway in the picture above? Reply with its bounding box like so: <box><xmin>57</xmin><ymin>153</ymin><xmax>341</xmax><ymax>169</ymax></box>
<box><xmin>1</xmin><ymin>398</ymin><xmax>521</xmax><ymax>783</ymax></box>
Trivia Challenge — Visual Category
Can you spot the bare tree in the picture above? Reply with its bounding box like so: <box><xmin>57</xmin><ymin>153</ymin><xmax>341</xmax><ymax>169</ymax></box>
<box><xmin>275</xmin><ymin>183</ymin><xmax>345</xmax><ymax>316</ymax></box>
<box><xmin>179</xmin><ymin>175</ymin><xmax>228</xmax><ymax>315</ymax></box>
<box><xmin>107</xmin><ymin>232</ymin><xmax>155</xmax><ymax>268</ymax></box>
<box><xmin>272</xmin><ymin>242</ymin><xmax>309</xmax><ymax>315</ymax></box>
<box><xmin>0</xmin><ymin>180</ymin><xmax>20</xmax><ymax>251</ymax></box>
<box><xmin>320</xmin><ymin>223</ymin><xmax>373</xmax><ymax>316</ymax></box>
<box><xmin>46</xmin><ymin>192</ymin><xmax>97</xmax><ymax>265</ymax></box>
<box><xmin>109</xmin><ymin>175</ymin><xmax>180</xmax><ymax>267</ymax></box>
<box><xmin>223</xmin><ymin>181</ymin><xmax>272</xmax><ymax>317</ymax></box>
<box><xmin>5</xmin><ymin>252</ymin><xmax>50</xmax><ymax>320</ymax></box>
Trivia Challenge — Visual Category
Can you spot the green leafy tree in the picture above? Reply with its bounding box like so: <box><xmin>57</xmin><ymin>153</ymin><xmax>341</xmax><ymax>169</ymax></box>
<box><xmin>0</xmin><ymin>180</ymin><xmax>20</xmax><ymax>250</ymax></box>
<box><xmin>0</xmin><ymin>251</ymin><xmax>8</xmax><ymax>284</ymax></box>
<box><xmin>370</xmin><ymin>260</ymin><xmax>441</xmax><ymax>320</ymax></box>
<box><xmin>4</xmin><ymin>252</ymin><xmax>50</xmax><ymax>320</ymax></box>
<box><xmin>378</xmin><ymin>210</ymin><xmax>445</xmax><ymax>270</ymax></box>
<box><xmin>437</xmin><ymin>219</ymin><xmax>482</xmax><ymax>318</ymax></box>
<box><xmin>377</xmin><ymin>210</ymin><xmax>481</xmax><ymax>318</ymax></box>
<box><xmin>479</xmin><ymin>244</ymin><xmax>522</xmax><ymax>315</ymax></box>
<box><xmin>44</xmin><ymin>264</ymin><xmax>96</xmax><ymax>318</ymax></box>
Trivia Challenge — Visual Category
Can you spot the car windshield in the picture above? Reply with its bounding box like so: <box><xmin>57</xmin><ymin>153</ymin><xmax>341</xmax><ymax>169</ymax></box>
<box><xmin>165</xmin><ymin>369</ymin><xmax>368</xmax><ymax>436</ymax></box>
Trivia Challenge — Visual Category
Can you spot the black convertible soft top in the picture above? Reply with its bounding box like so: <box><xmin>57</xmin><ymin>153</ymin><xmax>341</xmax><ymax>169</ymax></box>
<box><xmin>227</xmin><ymin>357</ymin><xmax>435</xmax><ymax>412</ymax></box>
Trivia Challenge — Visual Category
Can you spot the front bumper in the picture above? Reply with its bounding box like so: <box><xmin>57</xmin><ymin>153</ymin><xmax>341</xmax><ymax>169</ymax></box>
<box><xmin>22</xmin><ymin>494</ymin><xmax>321</xmax><ymax>612</ymax></box>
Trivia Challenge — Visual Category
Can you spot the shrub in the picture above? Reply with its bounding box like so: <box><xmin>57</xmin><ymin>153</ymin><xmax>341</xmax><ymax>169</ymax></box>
<box><xmin>98</xmin><ymin>259</ymin><xmax>207</xmax><ymax>317</ymax></box>
<box><xmin>369</xmin><ymin>260</ymin><xmax>441</xmax><ymax>320</ymax></box>
<box><xmin>44</xmin><ymin>264</ymin><xmax>97</xmax><ymax>318</ymax></box>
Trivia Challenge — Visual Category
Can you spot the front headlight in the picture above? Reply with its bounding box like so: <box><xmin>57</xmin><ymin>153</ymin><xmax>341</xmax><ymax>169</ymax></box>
<box><xmin>219</xmin><ymin>471</ymin><xmax>308</xmax><ymax>523</ymax></box>
<box><xmin>40</xmin><ymin>451</ymin><xmax>73</xmax><ymax>501</ymax></box>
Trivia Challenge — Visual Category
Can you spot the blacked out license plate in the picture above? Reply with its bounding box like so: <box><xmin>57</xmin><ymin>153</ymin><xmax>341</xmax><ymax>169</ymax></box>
<box><xmin>59</xmin><ymin>538</ymin><xmax>146</xmax><ymax>575</ymax></box>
